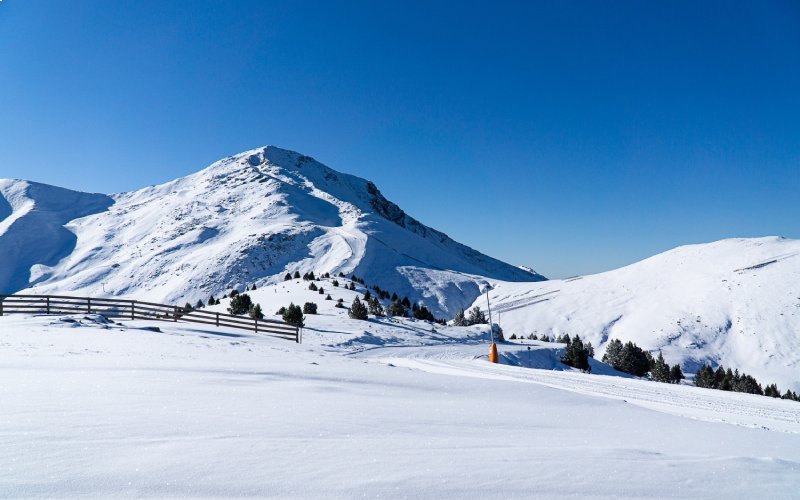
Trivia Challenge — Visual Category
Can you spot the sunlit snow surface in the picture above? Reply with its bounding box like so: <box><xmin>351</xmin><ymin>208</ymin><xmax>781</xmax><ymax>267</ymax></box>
<box><xmin>476</xmin><ymin>236</ymin><xmax>800</xmax><ymax>392</ymax></box>
<box><xmin>2</xmin><ymin>279</ymin><xmax>799</xmax><ymax>498</ymax></box>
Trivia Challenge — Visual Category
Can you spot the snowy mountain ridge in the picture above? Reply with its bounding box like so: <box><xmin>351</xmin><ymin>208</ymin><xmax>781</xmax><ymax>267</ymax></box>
<box><xmin>0</xmin><ymin>146</ymin><xmax>543</xmax><ymax>315</ymax></box>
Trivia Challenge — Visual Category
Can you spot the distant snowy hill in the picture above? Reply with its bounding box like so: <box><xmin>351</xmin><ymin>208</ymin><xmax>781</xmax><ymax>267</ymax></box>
<box><xmin>0</xmin><ymin>146</ymin><xmax>543</xmax><ymax>315</ymax></box>
<box><xmin>478</xmin><ymin>237</ymin><xmax>800</xmax><ymax>391</ymax></box>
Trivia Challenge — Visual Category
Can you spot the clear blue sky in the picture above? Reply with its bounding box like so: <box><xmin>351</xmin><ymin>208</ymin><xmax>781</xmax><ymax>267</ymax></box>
<box><xmin>1</xmin><ymin>1</ymin><xmax>799</xmax><ymax>278</ymax></box>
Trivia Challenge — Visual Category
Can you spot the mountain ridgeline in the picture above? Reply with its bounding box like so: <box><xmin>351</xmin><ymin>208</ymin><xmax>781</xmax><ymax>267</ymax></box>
<box><xmin>0</xmin><ymin>146</ymin><xmax>544</xmax><ymax>316</ymax></box>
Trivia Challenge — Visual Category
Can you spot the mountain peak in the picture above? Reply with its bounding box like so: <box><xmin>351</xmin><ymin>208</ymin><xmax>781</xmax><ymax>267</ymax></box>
<box><xmin>1</xmin><ymin>146</ymin><xmax>544</xmax><ymax>315</ymax></box>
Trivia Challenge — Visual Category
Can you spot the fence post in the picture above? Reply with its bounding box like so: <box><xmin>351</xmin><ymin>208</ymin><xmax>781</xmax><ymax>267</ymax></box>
<box><xmin>173</xmin><ymin>305</ymin><xmax>178</xmax><ymax>321</ymax></box>
<box><xmin>131</xmin><ymin>301</ymin><xmax>135</xmax><ymax>320</ymax></box>
<box><xmin>0</xmin><ymin>298</ymin><xmax>3</xmax><ymax>316</ymax></box>
<box><xmin>216</xmin><ymin>312</ymin><xmax>219</xmax><ymax>327</ymax></box>
<box><xmin>255</xmin><ymin>317</ymin><xmax>258</xmax><ymax>333</ymax></box>
<box><xmin>87</xmin><ymin>298</ymin><xmax>92</xmax><ymax>314</ymax></box>
<box><xmin>46</xmin><ymin>297</ymin><xmax>50</xmax><ymax>315</ymax></box>
<box><xmin>297</xmin><ymin>327</ymin><xmax>301</xmax><ymax>344</ymax></box>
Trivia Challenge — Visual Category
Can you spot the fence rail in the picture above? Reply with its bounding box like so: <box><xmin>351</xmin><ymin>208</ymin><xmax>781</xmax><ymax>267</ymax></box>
<box><xmin>0</xmin><ymin>294</ymin><xmax>300</xmax><ymax>343</ymax></box>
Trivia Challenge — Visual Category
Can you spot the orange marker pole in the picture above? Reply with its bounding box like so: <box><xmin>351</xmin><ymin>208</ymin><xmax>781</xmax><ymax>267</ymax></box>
<box><xmin>485</xmin><ymin>288</ymin><xmax>498</xmax><ymax>363</ymax></box>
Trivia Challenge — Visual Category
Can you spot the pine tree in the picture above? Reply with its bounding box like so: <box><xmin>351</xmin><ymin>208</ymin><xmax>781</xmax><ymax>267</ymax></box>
<box><xmin>309</xmin><ymin>282</ymin><xmax>318</xmax><ymax>291</ymax></box>
<box><xmin>332</xmin><ymin>279</ymin><xmax>339</xmax><ymax>287</ymax></box>
<box><xmin>391</xmin><ymin>292</ymin><xmax>398</xmax><ymax>302</ymax></box>
<box><xmin>401</xmin><ymin>296</ymin><xmax>411</xmax><ymax>308</ymax></box>
<box><xmin>560</xmin><ymin>334</ymin><xmax>592</xmax><ymax>372</ymax></box>
<box><xmin>650</xmin><ymin>352</ymin><xmax>671</xmax><ymax>383</ymax></box>
<box><xmin>282</xmin><ymin>303</ymin><xmax>304</xmax><ymax>327</ymax></box>
<box><xmin>249</xmin><ymin>303</ymin><xmax>264</xmax><ymax>320</ymax></box>
<box><xmin>387</xmin><ymin>300</ymin><xmax>406</xmax><ymax>317</ymax></box>
<box><xmin>466</xmin><ymin>306</ymin><xmax>487</xmax><ymax>325</ymax></box>
<box><xmin>325</xmin><ymin>294</ymin><xmax>332</xmax><ymax>300</ymax></box>
<box><xmin>228</xmin><ymin>293</ymin><xmax>253</xmax><ymax>315</ymax></box>
<box><xmin>183</xmin><ymin>302</ymin><xmax>193</xmax><ymax>312</ymax></box>
<box><xmin>363</xmin><ymin>290</ymin><xmax>371</xmax><ymax>301</ymax></box>
<box><xmin>251</xmin><ymin>284</ymin><xmax>257</xmax><ymax>291</ymax></box>
<box><xmin>195</xmin><ymin>299</ymin><xmax>205</xmax><ymax>309</ymax></box>
<box><xmin>413</xmin><ymin>305</ymin><xmax>435</xmax><ymax>321</ymax></box>
<box><xmin>293</xmin><ymin>271</ymin><xmax>301</xmax><ymax>279</ymax></box>
<box><xmin>208</xmin><ymin>296</ymin><xmax>216</xmax><ymax>306</ymax></box>
<box><xmin>452</xmin><ymin>308</ymin><xmax>467</xmax><ymax>327</ymax></box>
<box><xmin>303</xmin><ymin>302</ymin><xmax>318</xmax><ymax>314</ymax></box>
<box><xmin>318</xmin><ymin>287</ymin><xmax>325</xmax><ymax>295</ymax></box>
<box><xmin>368</xmin><ymin>296</ymin><xmax>384</xmax><ymax>317</ymax></box>
<box><xmin>670</xmin><ymin>364</ymin><xmax>684</xmax><ymax>384</ymax></box>
<box><xmin>284</xmin><ymin>273</ymin><xmax>292</xmax><ymax>281</ymax></box>
<box><xmin>349</xmin><ymin>297</ymin><xmax>368</xmax><ymax>320</ymax></box>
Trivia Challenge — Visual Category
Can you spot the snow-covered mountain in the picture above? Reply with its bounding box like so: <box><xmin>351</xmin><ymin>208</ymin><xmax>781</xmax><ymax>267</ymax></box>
<box><xmin>478</xmin><ymin>237</ymin><xmax>800</xmax><ymax>391</ymax></box>
<box><xmin>0</xmin><ymin>146</ymin><xmax>543</xmax><ymax>315</ymax></box>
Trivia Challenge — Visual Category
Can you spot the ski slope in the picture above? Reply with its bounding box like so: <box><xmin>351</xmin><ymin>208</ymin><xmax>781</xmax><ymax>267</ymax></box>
<box><xmin>1</xmin><ymin>305</ymin><xmax>799</xmax><ymax>499</ymax></box>
<box><xmin>475</xmin><ymin>236</ymin><xmax>800</xmax><ymax>392</ymax></box>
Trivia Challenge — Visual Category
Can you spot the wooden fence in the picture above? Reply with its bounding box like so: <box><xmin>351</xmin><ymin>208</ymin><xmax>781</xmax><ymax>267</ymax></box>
<box><xmin>0</xmin><ymin>294</ymin><xmax>301</xmax><ymax>343</ymax></box>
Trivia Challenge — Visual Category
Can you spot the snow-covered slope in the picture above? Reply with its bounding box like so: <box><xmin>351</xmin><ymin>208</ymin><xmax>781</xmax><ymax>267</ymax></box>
<box><xmin>0</xmin><ymin>146</ymin><xmax>542</xmax><ymax>314</ymax></box>
<box><xmin>2</xmin><ymin>294</ymin><xmax>799</xmax><ymax>498</ymax></box>
<box><xmin>479</xmin><ymin>237</ymin><xmax>800</xmax><ymax>391</ymax></box>
<box><xmin>0</xmin><ymin>180</ymin><xmax>113</xmax><ymax>293</ymax></box>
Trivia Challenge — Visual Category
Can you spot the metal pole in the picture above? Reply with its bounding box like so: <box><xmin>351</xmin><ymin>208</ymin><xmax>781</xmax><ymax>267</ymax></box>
<box><xmin>485</xmin><ymin>289</ymin><xmax>494</xmax><ymax>342</ymax></box>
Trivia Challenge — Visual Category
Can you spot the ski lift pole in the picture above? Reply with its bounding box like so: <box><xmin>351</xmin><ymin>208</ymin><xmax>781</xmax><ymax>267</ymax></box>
<box><xmin>486</xmin><ymin>288</ymin><xmax>499</xmax><ymax>363</ymax></box>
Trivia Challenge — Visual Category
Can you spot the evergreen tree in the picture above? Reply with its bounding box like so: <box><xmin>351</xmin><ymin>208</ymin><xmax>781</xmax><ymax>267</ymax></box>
<box><xmin>466</xmin><ymin>306</ymin><xmax>487</xmax><ymax>325</ymax></box>
<box><xmin>670</xmin><ymin>364</ymin><xmax>685</xmax><ymax>384</ymax></box>
<box><xmin>529</xmin><ymin>334</ymin><xmax>538</xmax><ymax>340</ymax></box>
<box><xmin>401</xmin><ymin>296</ymin><xmax>411</xmax><ymax>308</ymax></box>
<box><xmin>349</xmin><ymin>296</ymin><xmax>368</xmax><ymax>320</ymax></box>
<box><xmin>284</xmin><ymin>273</ymin><xmax>292</xmax><ymax>281</ymax></box>
<box><xmin>230</xmin><ymin>290</ymin><xmax>239</xmax><ymax>298</ymax></box>
<box><xmin>349</xmin><ymin>282</ymin><xmax>356</xmax><ymax>291</ymax></box>
<box><xmin>282</xmin><ymin>303</ymin><xmax>304</xmax><ymax>327</ymax></box>
<box><xmin>650</xmin><ymin>352</ymin><xmax>671</xmax><ymax>383</ymax></box>
<box><xmin>183</xmin><ymin>302</ymin><xmax>193</xmax><ymax>312</ymax></box>
<box><xmin>413</xmin><ymin>305</ymin><xmax>435</xmax><ymax>321</ymax></box>
<box><xmin>452</xmin><ymin>308</ymin><xmax>467</xmax><ymax>327</ymax></box>
<box><xmin>560</xmin><ymin>334</ymin><xmax>592</xmax><ymax>372</ymax></box>
<box><xmin>363</xmin><ymin>290</ymin><xmax>371</xmax><ymax>301</ymax></box>
<box><xmin>249</xmin><ymin>303</ymin><xmax>264</xmax><ymax>320</ymax></box>
<box><xmin>228</xmin><ymin>293</ymin><xmax>253</xmax><ymax>315</ymax></box>
<box><xmin>276</xmin><ymin>306</ymin><xmax>286</xmax><ymax>315</ymax></box>
<box><xmin>332</xmin><ymin>279</ymin><xmax>339</xmax><ymax>287</ymax></box>
<box><xmin>387</xmin><ymin>300</ymin><xmax>406</xmax><ymax>317</ymax></box>
<box><xmin>251</xmin><ymin>284</ymin><xmax>257</xmax><ymax>291</ymax></box>
<box><xmin>368</xmin><ymin>296</ymin><xmax>384</xmax><ymax>317</ymax></box>
<box><xmin>318</xmin><ymin>287</ymin><xmax>325</xmax><ymax>295</ymax></box>
<box><xmin>195</xmin><ymin>299</ymin><xmax>205</xmax><ymax>309</ymax></box>
<box><xmin>293</xmin><ymin>271</ymin><xmax>301</xmax><ymax>279</ymax></box>
<box><xmin>303</xmin><ymin>302</ymin><xmax>318</xmax><ymax>314</ymax></box>
<box><xmin>540</xmin><ymin>334</ymin><xmax>550</xmax><ymax>342</ymax></box>
<box><xmin>308</xmin><ymin>282</ymin><xmax>318</xmax><ymax>291</ymax></box>
<box><xmin>391</xmin><ymin>292</ymin><xmax>398</xmax><ymax>302</ymax></box>
<box><xmin>208</xmin><ymin>296</ymin><xmax>216</xmax><ymax>306</ymax></box>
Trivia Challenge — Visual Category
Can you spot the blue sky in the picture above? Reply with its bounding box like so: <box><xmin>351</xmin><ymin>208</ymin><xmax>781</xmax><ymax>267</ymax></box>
<box><xmin>1</xmin><ymin>1</ymin><xmax>798</xmax><ymax>278</ymax></box>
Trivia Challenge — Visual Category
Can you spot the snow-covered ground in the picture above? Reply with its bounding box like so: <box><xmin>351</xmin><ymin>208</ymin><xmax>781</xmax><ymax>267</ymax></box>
<box><xmin>2</xmin><ymin>279</ymin><xmax>799</xmax><ymax>498</ymax></box>
<box><xmin>474</xmin><ymin>236</ymin><xmax>800</xmax><ymax>392</ymax></box>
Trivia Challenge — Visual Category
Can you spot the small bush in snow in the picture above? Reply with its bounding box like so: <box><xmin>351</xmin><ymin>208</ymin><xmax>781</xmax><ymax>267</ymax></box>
<box><xmin>303</xmin><ymin>302</ymin><xmax>318</xmax><ymax>314</ymax></box>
